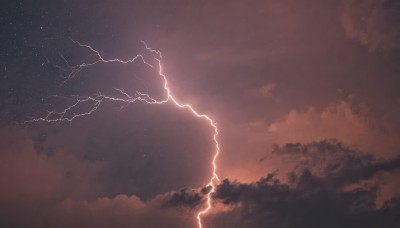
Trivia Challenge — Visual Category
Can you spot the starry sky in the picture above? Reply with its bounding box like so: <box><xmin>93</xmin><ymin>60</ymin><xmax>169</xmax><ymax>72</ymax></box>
<box><xmin>1</xmin><ymin>0</ymin><xmax>400</xmax><ymax>227</ymax></box>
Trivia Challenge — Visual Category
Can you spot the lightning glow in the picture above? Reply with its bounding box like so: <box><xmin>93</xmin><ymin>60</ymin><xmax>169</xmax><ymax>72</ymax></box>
<box><xmin>26</xmin><ymin>40</ymin><xmax>220</xmax><ymax>228</ymax></box>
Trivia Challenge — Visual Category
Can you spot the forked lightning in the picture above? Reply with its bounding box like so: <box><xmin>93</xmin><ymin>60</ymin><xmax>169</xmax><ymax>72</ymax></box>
<box><xmin>26</xmin><ymin>40</ymin><xmax>220</xmax><ymax>228</ymax></box>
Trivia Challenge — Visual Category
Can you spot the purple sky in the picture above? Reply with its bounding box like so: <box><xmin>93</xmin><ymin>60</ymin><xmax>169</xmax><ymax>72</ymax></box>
<box><xmin>1</xmin><ymin>0</ymin><xmax>400</xmax><ymax>227</ymax></box>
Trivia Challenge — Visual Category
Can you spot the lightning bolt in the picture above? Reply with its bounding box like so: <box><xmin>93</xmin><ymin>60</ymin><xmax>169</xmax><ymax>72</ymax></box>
<box><xmin>26</xmin><ymin>40</ymin><xmax>220</xmax><ymax>228</ymax></box>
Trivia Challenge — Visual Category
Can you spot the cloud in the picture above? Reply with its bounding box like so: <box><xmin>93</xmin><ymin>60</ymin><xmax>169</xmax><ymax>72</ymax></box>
<box><xmin>0</xmin><ymin>126</ymin><xmax>108</xmax><ymax>227</ymax></box>
<box><xmin>209</xmin><ymin>178</ymin><xmax>399</xmax><ymax>228</ymax></box>
<box><xmin>46</xmin><ymin>194</ymin><xmax>198</xmax><ymax>228</ymax></box>
<box><xmin>267</xmin><ymin>100</ymin><xmax>400</xmax><ymax>157</ymax></box>
<box><xmin>214</xmin><ymin>97</ymin><xmax>400</xmax><ymax>190</ymax></box>
<box><xmin>0</xmin><ymin>125</ymin><xmax>209</xmax><ymax>227</ymax></box>
<box><xmin>272</xmin><ymin>140</ymin><xmax>400</xmax><ymax>188</ymax></box>
<box><xmin>341</xmin><ymin>0</ymin><xmax>400</xmax><ymax>52</ymax></box>
<box><xmin>2</xmin><ymin>193</ymin><xmax>200</xmax><ymax>228</ymax></box>
<box><xmin>0</xmin><ymin>126</ymin><xmax>105</xmax><ymax>203</ymax></box>
<box><xmin>165</xmin><ymin>186</ymin><xmax>210</xmax><ymax>209</ymax></box>
<box><xmin>1</xmin><ymin>124</ymin><xmax>399</xmax><ymax>228</ymax></box>
<box><xmin>22</xmin><ymin>98</ymin><xmax>214</xmax><ymax>200</ymax></box>
<box><xmin>207</xmin><ymin>140</ymin><xmax>400</xmax><ymax>228</ymax></box>
<box><xmin>258</xmin><ymin>84</ymin><xmax>277</xmax><ymax>97</ymax></box>
<box><xmin>244</xmin><ymin>83</ymin><xmax>278</xmax><ymax>100</ymax></box>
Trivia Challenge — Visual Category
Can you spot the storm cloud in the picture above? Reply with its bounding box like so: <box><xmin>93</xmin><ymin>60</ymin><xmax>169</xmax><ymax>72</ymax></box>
<box><xmin>207</xmin><ymin>140</ymin><xmax>400</xmax><ymax>228</ymax></box>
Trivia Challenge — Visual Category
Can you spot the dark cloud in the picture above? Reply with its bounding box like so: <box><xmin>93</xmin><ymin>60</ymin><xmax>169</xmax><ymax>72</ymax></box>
<box><xmin>165</xmin><ymin>187</ymin><xmax>211</xmax><ymax>209</ymax></box>
<box><xmin>210</xmin><ymin>178</ymin><xmax>399</xmax><ymax>228</ymax></box>
<box><xmin>273</xmin><ymin>140</ymin><xmax>400</xmax><ymax>188</ymax></box>
<box><xmin>341</xmin><ymin>0</ymin><xmax>400</xmax><ymax>52</ymax></box>
<box><xmin>207</xmin><ymin>140</ymin><xmax>400</xmax><ymax>228</ymax></box>
<box><xmin>66</xmin><ymin>141</ymin><xmax>392</xmax><ymax>228</ymax></box>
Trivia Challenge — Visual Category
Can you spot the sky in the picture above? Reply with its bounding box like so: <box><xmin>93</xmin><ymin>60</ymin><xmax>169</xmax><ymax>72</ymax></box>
<box><xmin>1</xmin><ymin>0</ymin><xmax>400</xmax><ymax>227</ymax></box>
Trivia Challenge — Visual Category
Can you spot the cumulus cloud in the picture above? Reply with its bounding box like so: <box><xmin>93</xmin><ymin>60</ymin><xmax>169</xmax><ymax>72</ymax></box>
<box><xmin>267</xmin><ymin>100</ymin><xmax>400</xmax><ymax>157</ymax></box>
<box><xmin>0</xmin><ymin>126</ymin><xmax>107</xmax><ymax>202</ymax></box>
<box><xmin>341</xmin><ymin>0</ymin><xmax>400</xmax><ymax>52</ymax></box>
<box><xmin>0</xmin><ymin>126</ymin><xmax>109</xmax><ymax>226</ymax></box>
<box><xmin>46</xmin><ymin>193</ymin><xmax>199</xmax><ymax>228</ymax></box>
<box><xmin>0</xmin><ymin>125</ymin><xmax>210</xmax><ymax>228</ymax></box>
<box><xmin>218</xmin><ymin>99</ymin><xmax>400</xmax><ymax>183</ymax></box>
<box><xmin>2</xmin><ymin>193</ymin><xmax>201</xmax><ymax>228</ymax></box>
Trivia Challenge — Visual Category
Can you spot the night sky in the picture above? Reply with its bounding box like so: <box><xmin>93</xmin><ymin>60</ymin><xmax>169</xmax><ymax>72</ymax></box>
<box><xmin>1</xmin><ymin>0</ymin><xmax>400</xmax><ymax>227</ymax></box>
